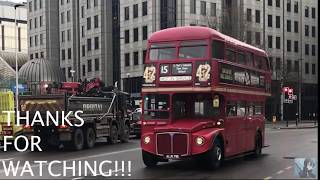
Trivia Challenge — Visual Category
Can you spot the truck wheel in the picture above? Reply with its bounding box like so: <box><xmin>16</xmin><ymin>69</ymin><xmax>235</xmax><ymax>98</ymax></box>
<box><xmin>142</xmin><ymin>150</ymin><xmax>158</xmax><ymax>168</ymax></box>
<box><xmin>252</xmin><ymin>133</ymin><xmax>262</xmax><ymax>158</ymax></box>
<box><xmin>65</xmin><ymin>128</ymin><xmax>84</xmax><ymax>151</ymax></box>
<box><xmin>203</xmin><ymin>140</ymin><xmax>223</xmax><ymax>169</ymax></box>
<box><xmin>85</xmin><ymin>127</ymin><xmax>96</xmax><ymax>149</ymax></box>
<box><xmin>107</xmin><ymin>125</ymin><xmax>118</xmax><ymax>144</ymax></box>
<box><xmin>121</xmin><ymin>124</ymin><xmax>130</xmax><ymax>143</ymax></box>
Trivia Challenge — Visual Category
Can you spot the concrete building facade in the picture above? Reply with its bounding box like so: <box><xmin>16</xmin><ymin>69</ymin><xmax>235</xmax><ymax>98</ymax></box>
<box><xmin>120</xmin><ymin>0</ymin><xmax>222</xmax><ymax>105</ymax></box>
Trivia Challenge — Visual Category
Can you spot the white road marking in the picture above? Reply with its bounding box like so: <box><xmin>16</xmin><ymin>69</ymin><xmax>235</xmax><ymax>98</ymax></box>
<box><xmin>71</xmin><ymin>177</ymin><xmax>84</xmax><ymax>180</ymax></box>
<box><xmin>264</xmin><ymin>176</ymin><xmax>272</xmax><ymax>180</ymax></box>
<box><xmin>285</xmin><ymin>166</ymin><xmax>292</xmax><ymax>170</ymax></box>
<box><xmin>0</xmin><ymin>147</ymin><xmax>141</xmax><ymax>175</ymax></box>
<box><xmin>275</xmin><ymin>170</ymin><xmax>284</xmax><ymax>175</ymax></box>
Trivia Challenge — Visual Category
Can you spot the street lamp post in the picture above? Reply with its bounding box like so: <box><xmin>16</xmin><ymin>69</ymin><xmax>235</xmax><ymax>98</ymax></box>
<box><xmin>70</xmin><ymin>70</ymin><xmax>76</xmax><ymax>82</ymax></box>
<box><xmin>14</xmin><ymin>3</ymin><xmax>25</xmax><ymax>112</ymax></box>
<box><xmin>126</xmin><ymin>73</ymin><xmax>131</xmax><ymax>94</ymax></box>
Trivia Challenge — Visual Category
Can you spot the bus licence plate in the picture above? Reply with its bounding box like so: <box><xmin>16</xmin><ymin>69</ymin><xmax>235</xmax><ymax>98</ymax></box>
<box><xmin>165</xmin><ymin>154</ymin><xmax>180</xmax><ymax>159</ymax></box>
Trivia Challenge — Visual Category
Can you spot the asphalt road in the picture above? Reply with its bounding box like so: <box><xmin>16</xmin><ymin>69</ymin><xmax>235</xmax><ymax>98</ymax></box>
<box><xmin>0</xmin><ymin>127</ymin><xmax>317</xmax><ymax>179</ymax></box>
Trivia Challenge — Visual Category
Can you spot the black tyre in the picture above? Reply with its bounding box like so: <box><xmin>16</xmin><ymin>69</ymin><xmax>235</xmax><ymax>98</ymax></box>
<box><xmin>85</xmin><ymin>127</ymin><xmax>96</xmax><ymax>149</ymax></box>
<box><xmin>107</xmin><ymin>125</ymin><xmax>118</xmax><ymax>144</ymax></box>
<box><xmin>253</xmin><ymin>133</ymin><xmax>262</xmax><ymax>157</ymax></box>
<box><xmin>142</xmin><ymin>150</ymin><xmax>158</xmax><ymax>168</ymax></box>
<box><xmin>65</xmin><ymin>128</ymin><xmax>84</xmax><ymax>151</ymax></box>
<box><xmin>203</xmin><ymin>139</ymin><xmax>223</xmax><ymax>169</ymax></box>
<box><xmin>120</xmin><ymin>124</ymin><xmax>130</xmax><ymax>143</ymax></box>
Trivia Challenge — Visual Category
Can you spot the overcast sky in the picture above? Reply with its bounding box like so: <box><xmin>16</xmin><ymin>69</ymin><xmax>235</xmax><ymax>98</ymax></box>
<box><xmin>0</xmin><ymin>0</ymin><xmax>27</xmax><ymax>3</ymax></box>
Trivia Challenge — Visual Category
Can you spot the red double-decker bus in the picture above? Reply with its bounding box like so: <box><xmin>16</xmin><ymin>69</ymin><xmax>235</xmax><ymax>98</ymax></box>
<box><xmin>141</xmin><ymin>26</ymin><xmax>271</xmax><ymax>168</ymax></box>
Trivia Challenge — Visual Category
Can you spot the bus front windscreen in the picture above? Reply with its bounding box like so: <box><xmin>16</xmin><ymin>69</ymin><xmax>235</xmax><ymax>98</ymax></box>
<box><xmin>143</xmin><ymin>94</ymin><xmax>170</xmax><ymax>120</ymax></box>
<box><xmin>149</xmin><ymin>44</ymin><xmax>176</xmax><ymax>61</ymax></box>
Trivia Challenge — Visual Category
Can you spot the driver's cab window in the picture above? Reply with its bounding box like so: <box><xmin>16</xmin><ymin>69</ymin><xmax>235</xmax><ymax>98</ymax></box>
<box><xmin>226</xmin><ymin>101</ymin><xmax>236</xmax><ymax>116</ymax></box>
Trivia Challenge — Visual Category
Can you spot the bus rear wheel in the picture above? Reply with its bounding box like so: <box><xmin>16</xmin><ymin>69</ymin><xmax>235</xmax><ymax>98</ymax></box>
<box><xmin>64</xmin><ymin>128</ymin><xmax>84</xmax><ymax>151</ymax></box>
<box><xmin>142</xmin><ymin>150</ymin><xmax>158</xmax><ymax>168</ymax></box>
<box><xmin>85</xmin><ymin>127</ymin><xmax>96</xmax><ymax>149</ymax></box>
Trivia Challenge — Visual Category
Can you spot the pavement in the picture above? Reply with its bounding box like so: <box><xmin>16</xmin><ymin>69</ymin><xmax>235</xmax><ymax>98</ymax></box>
<box><xmin>0</xmin><ymin>127</ymin><xmax>318</xmax><ymax>179</ymax></box>
<box><xmin>265</xmin><ymin>120</ymin><xmax>318</xmax><ymax>129</ymax></box>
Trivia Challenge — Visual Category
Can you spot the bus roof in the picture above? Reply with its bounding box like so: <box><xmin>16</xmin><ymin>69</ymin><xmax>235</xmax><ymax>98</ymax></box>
<box><xmin>148</xmin><ymin>26</ymin><xmax>266</xmax><ymax>55</ymax></box>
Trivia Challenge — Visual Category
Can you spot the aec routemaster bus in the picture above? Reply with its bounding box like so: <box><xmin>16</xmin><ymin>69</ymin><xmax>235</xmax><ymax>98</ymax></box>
<box><xmin>140</xmin><ymin>26</ymin><xmax>271</xmax><ymax>168</ymax></box>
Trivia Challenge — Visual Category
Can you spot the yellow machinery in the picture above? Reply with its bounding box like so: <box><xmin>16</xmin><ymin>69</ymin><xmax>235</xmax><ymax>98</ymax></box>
<box><xmin>0</xmin><ymin>91</ymin><xmax>22</xmax><ymax>142</ymax></box>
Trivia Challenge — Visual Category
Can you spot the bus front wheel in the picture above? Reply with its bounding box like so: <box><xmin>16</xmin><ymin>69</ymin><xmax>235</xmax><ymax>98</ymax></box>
<box><xmin>204</xmin><ymin>140</ymin><xmax>223</xmax><ymax>169</ymax></box>
<box><xmin>142</xmin><ymin>150</ymin><xmax>158</xmax><ymax>168</ymax></box>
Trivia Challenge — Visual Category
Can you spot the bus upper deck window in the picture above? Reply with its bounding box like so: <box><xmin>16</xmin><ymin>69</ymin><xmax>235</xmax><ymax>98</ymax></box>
<box><xmin>149</xmin><ymin>43</ymin><xmax>176</xmax><ymax>61</ymax></box>
<box><xmin>212</xmin><ymin>40</ymin><xmax>225</xmax><ymax>59</ymax></box>
<box><xmin>238</xmin><ymin>53</ymin><xmax>246</xmax><ymax>65</ymax></box>
<box><xmin>226</xmin><ymin>49</ymin><xmax>236</xmax><ymax>62</ymax></box>
<box><xmin>179</xmin><ymin>40</ymin><xmax>207</xmax><ymax>59</ymax></box>
<box><xmin>247</xmin><ymin>52</ymin><xmax>254</xmax><ymax>66</ymax></box>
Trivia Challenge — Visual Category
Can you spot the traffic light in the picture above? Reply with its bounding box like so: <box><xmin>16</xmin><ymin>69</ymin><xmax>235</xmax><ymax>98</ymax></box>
<box><xmin>282</xmin><ymin>87</ymin><xmax>289</xmax><ymax>93</ymax></box>
<box><xmin>288</xmin><ymin>88</ymin><xmax>293</xmax><ymax>96</ymax></box>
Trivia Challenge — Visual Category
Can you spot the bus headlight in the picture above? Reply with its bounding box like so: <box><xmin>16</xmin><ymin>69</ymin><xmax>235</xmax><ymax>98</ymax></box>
<box><xmin>195</xmin><ymin>136</ymin><xmax>205</xmax><ymax>146</ymax></box>
<box><xmin>144</xmin><ymin>136</ymin><xmax>151</xmax><ymax>144</ymax></box>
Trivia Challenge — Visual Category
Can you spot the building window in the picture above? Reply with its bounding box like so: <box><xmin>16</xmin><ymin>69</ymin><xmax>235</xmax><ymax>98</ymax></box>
<box><xmin>82</xmin><ymin>65</ymin><xmax>86</xmax><ymax>76</ymax></box>
<box><xmin>125</xmin><ymin>30</ymin><xmax>129</xmax><ymax>43</ymax></box>
<box><xmin>276</xmin><ymin>36</ymin><xmax>280</xmax><ymax>49</ymax></box>
<box><xmin>34</xmin><ymin>0</ymin><xmax>37</xmax><ymax>11</ymax></box>
<box><xmin>94</xmin><ymin>37</ymin><xmax>99</xmax><ymax>49</ymax></box>
<box><xmin>95</xmin><ymin>58</ymin><xmax>99</xmax><ymax>71</ymax></box>
<box><xmin>82</xmin><ymin>45</ymin><xmax>85</xmax><ymax>57</ymax></box>
<box><xmin>134</xmin><ymin>51</ymin><xmax>139</xmax><ymax>65</ymax></box>
<box><xmin>305</xmin><ymin>63</ymin><xmax>309</xmax><ymax>74</ymax></box>
<box><xmin>133</xmin><ymin>28</ymin><xmax>138</xmax><ymax>42</ymax></box>
<box><xmin>87</xmin><ymin>17</ymin><xmax>91</xmax><ymax>30</ymax></box>
<box><xmin>311</xmin><ymin>8</ymin><xmax>315</xmax><ymax>18</ymax></box>
<box><xmin>68</xmin><ymin>48</ymin><xmax>71</xmax><ymax>59</ymax></box>
<box><xmin>94</xmin><ymin>0</ymin><xmax>98</xmax><ymax>7</ymax></box>
<box><xmin>142</xmin><ymin>26</ymin><xmax>148</xmax><ymax>40</ymax></box>
<box><xmin>81</xmin><ymin>26</ymin><xmax>85</xmax><ymax>37</ymax></box>
<box><xmin>61</xmin><ymin>12</ymin><xmax>65</xmax><ymax>24</ymax></box>
<box><xmin>40</xmin><ymin>16</ymin><xmax>43</xmax><ymax>27</ymax></box>
<box><xmin>276</xmin><ymin>0</ymin><xmax>280</xmax><ymax>7</ymax></box>
<box><xmin>94</xmin><ymin>15</ymin><xmax>98</xmax><ymax>28</ymax></box>
<box><xmin>142</xmin><ymin>1</ymin><xmax>148</xmax><ymax>16</ymax></box>
<box><xmin>34</xmin><ymin>17</ymin><xmax>38</xmax><ymax>29</ymax></box>
<box><xmin>210</xmin><ymin>3</ymin><xmax>216</xmax><ymax>16</ymax></box>
<box><xmin>311</xmin><ymin>26</ymin><xmax>315</xmax><ymax>37</ymax></box>
<box><xmin>305</xmin><ymin>25</ymin><xmax>309</xmax><ymax>36</ymax></box>
<box><xmin>68</xmin><ymin>67</ymin><xmax>72</xmax><ymax>78</ymax></box>
<box><xmin>62</xmin><ymin>49</ymin><xmax>65</xmax><ymax>60</ymax></box>
<box><xmin>190</xmin><ymin>0</ymin><xmax>196</xmax><ymax>14</ymax></box>
<box><xmin>87</xmin><ymin>0</ymin><xmax>91</xmax><ymax>9</ymax></box>
<box><xmin>160</xmin><ymin>0</ymin><xmax>177</xmax><ymax>29</ymax></box>
<box><xmin>287</xmin><ymin>60</ymin><xmax>292</xmax><ymax>72</ymax></box>
<box><xmin>200</xmin><ymin>1</ymin><xmax>206</xmax><ymax>16</ymax></box>
<box><xmin>305</xmin><ymin>44</ymin><xmax>309</xmax><ymax>55</ymax></box>
<box><xmin>268</xmin><ymin>0</ymin><xmax>272</xmax><ymax>6</ymax></box>
<box><xmin>294</xmin><ymin>41</ymin><xmax>298</xmax><ymax>52</ymax></box>
<box><xmin>125</xmin><ymin>53</ymin><xmax>130</xmax><ymax>66</ymax></box>
<box><xmin>29</xmin><ymin>2</ymin><xmax>32</xmax><ymax>12</ymax></box>
<box><xmin>143</xmin><ymin>50</ymin><xmax>147</xmax><ymax>63</ymax></box>
<box><xmin>35</xmin><ymin>35</ymin><xmax>38</xmax><ymax>46</ymax></box>
<box><xmin>61</xmin><ymin>31</ymin><xmax>65</xmax><ymax>42</ymax></box>
<box><xmin>294</xmin><ymin>1</ymin><xmax>298</xmax><ymax>13</ymax></box>
<box><xmin>30</xmin><ymin>54</ymin><xmax>33</xmax><ymax>60</ymax></box>
<box><xmin>287</xmin><ymin>20</ymin><xmax>291</xmax><ymax>32</ymax></box>
<box><xmin>88</xmin><ymin>60</ymin><xmax>92</xmax><ymax>72</ymax></box>
<box><xmin>287</xmin><ymin>0</ymin><xmax>291</xmax><ymax>12</ymax></box>
<box><xmin>305</xmin><ymin>6</ymin><xmax>309</xmax><ymax>17</ymax></box>
<box><xmin>124</xmin><ymin>7</ymin><xmax>129</xmax><ymax>20</ymax></box>
<box><xmin>268</xmin><ymin>15</ymin><xmax>272</xmax><ymax>27</ymax></box>
<box><xmin>40</xmin><ymin>34</ymin><xmax>43</xmax><ymax>45</ymax></box>
<box><xmin>294</xmin><ymin>21</ymin><xmax>298</xmax><ymax>33</ymax></box>
<box><xmin>311</xmin><ymin>45</ymin><xmax>315</xmax><ymax>56</ymax></box>
<box><xmin>61</xmin><ymin>0</ymin><xmax>64</xmax><ymax>6</ymax></box>
<box><xmin>87</xmin><ymin>38</ymin><xmax>92</xmax><ymax>51</ymax></box>
<box><xmin>246</xmin><ymin>31</ymin><xmax>252</xmax><ymax>44</ymax></box>
<box><xmin>311</xmin><ymin>64</ymin><xmax>315</xmax><ymax>75</ymax></box>
<box><xmin>287</xmin><ymin>40</ymin><xmax>291</xmax><ymax>52</ymax></box>
<box><xmin>29</xmin><ymin>36</ymin><xmax>32</xmax><ymax>47</ymax></box>
<box><xmin>81</xmin><ymin>6</ymin><xmax>84</xmax><ymax>18</ymax></box>
<box><xmin>67</xmin><ymin>29</ymin><xmax>71</xmax><ymax>41</ymax></box>
<box><xmin>276</xmin><ymin>58</ymin><xmax>281</xmax><ymax>70</ymax></box>
<box><xmin>247</xmin><ymin>9</ymin><xmax>252</xmax><ymax>21</ymax></box>
<box><xmin>133</xmin><ymin>4</ymin><xmax>138</xmax><ymax>18</ymax></box>
<box><xmin>268</xmin><ymin>35</ymin><xmax>273</xmax><ymax>48</ymax></box>
<box><xmin>255</xmin><ymin>10</ymin><xmax>260</xmax><ymax>23</ymax></box>
<box><xmin>67</xmin><ymin>10</ymin><xmax>70</xmax><ymax>22</ymax></box>
<box><xmin>276</xmin><ymin>16</ymin><xmax>280</xmax><ymax>28</ymax></box>
<box><xmin>255</xmin><ymin>32</ymin><xmax>260</xmax><ymax>45</ymax></box>
<box><xmin>29</xmin><ymin>19</ymin><xmax>32</xmax><ymax>30</ymax></box>
<box><xmin>293</xmin><ymin>60</ymin><xmax>298</xmax><ymax>72</ymax></box>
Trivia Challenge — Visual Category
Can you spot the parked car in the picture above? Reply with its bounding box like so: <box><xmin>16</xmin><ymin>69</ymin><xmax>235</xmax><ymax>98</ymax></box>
<box><xmin>130</xmin><ymin>108</ymin><xmax>141</xmax><ymax>137</ymax></box>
